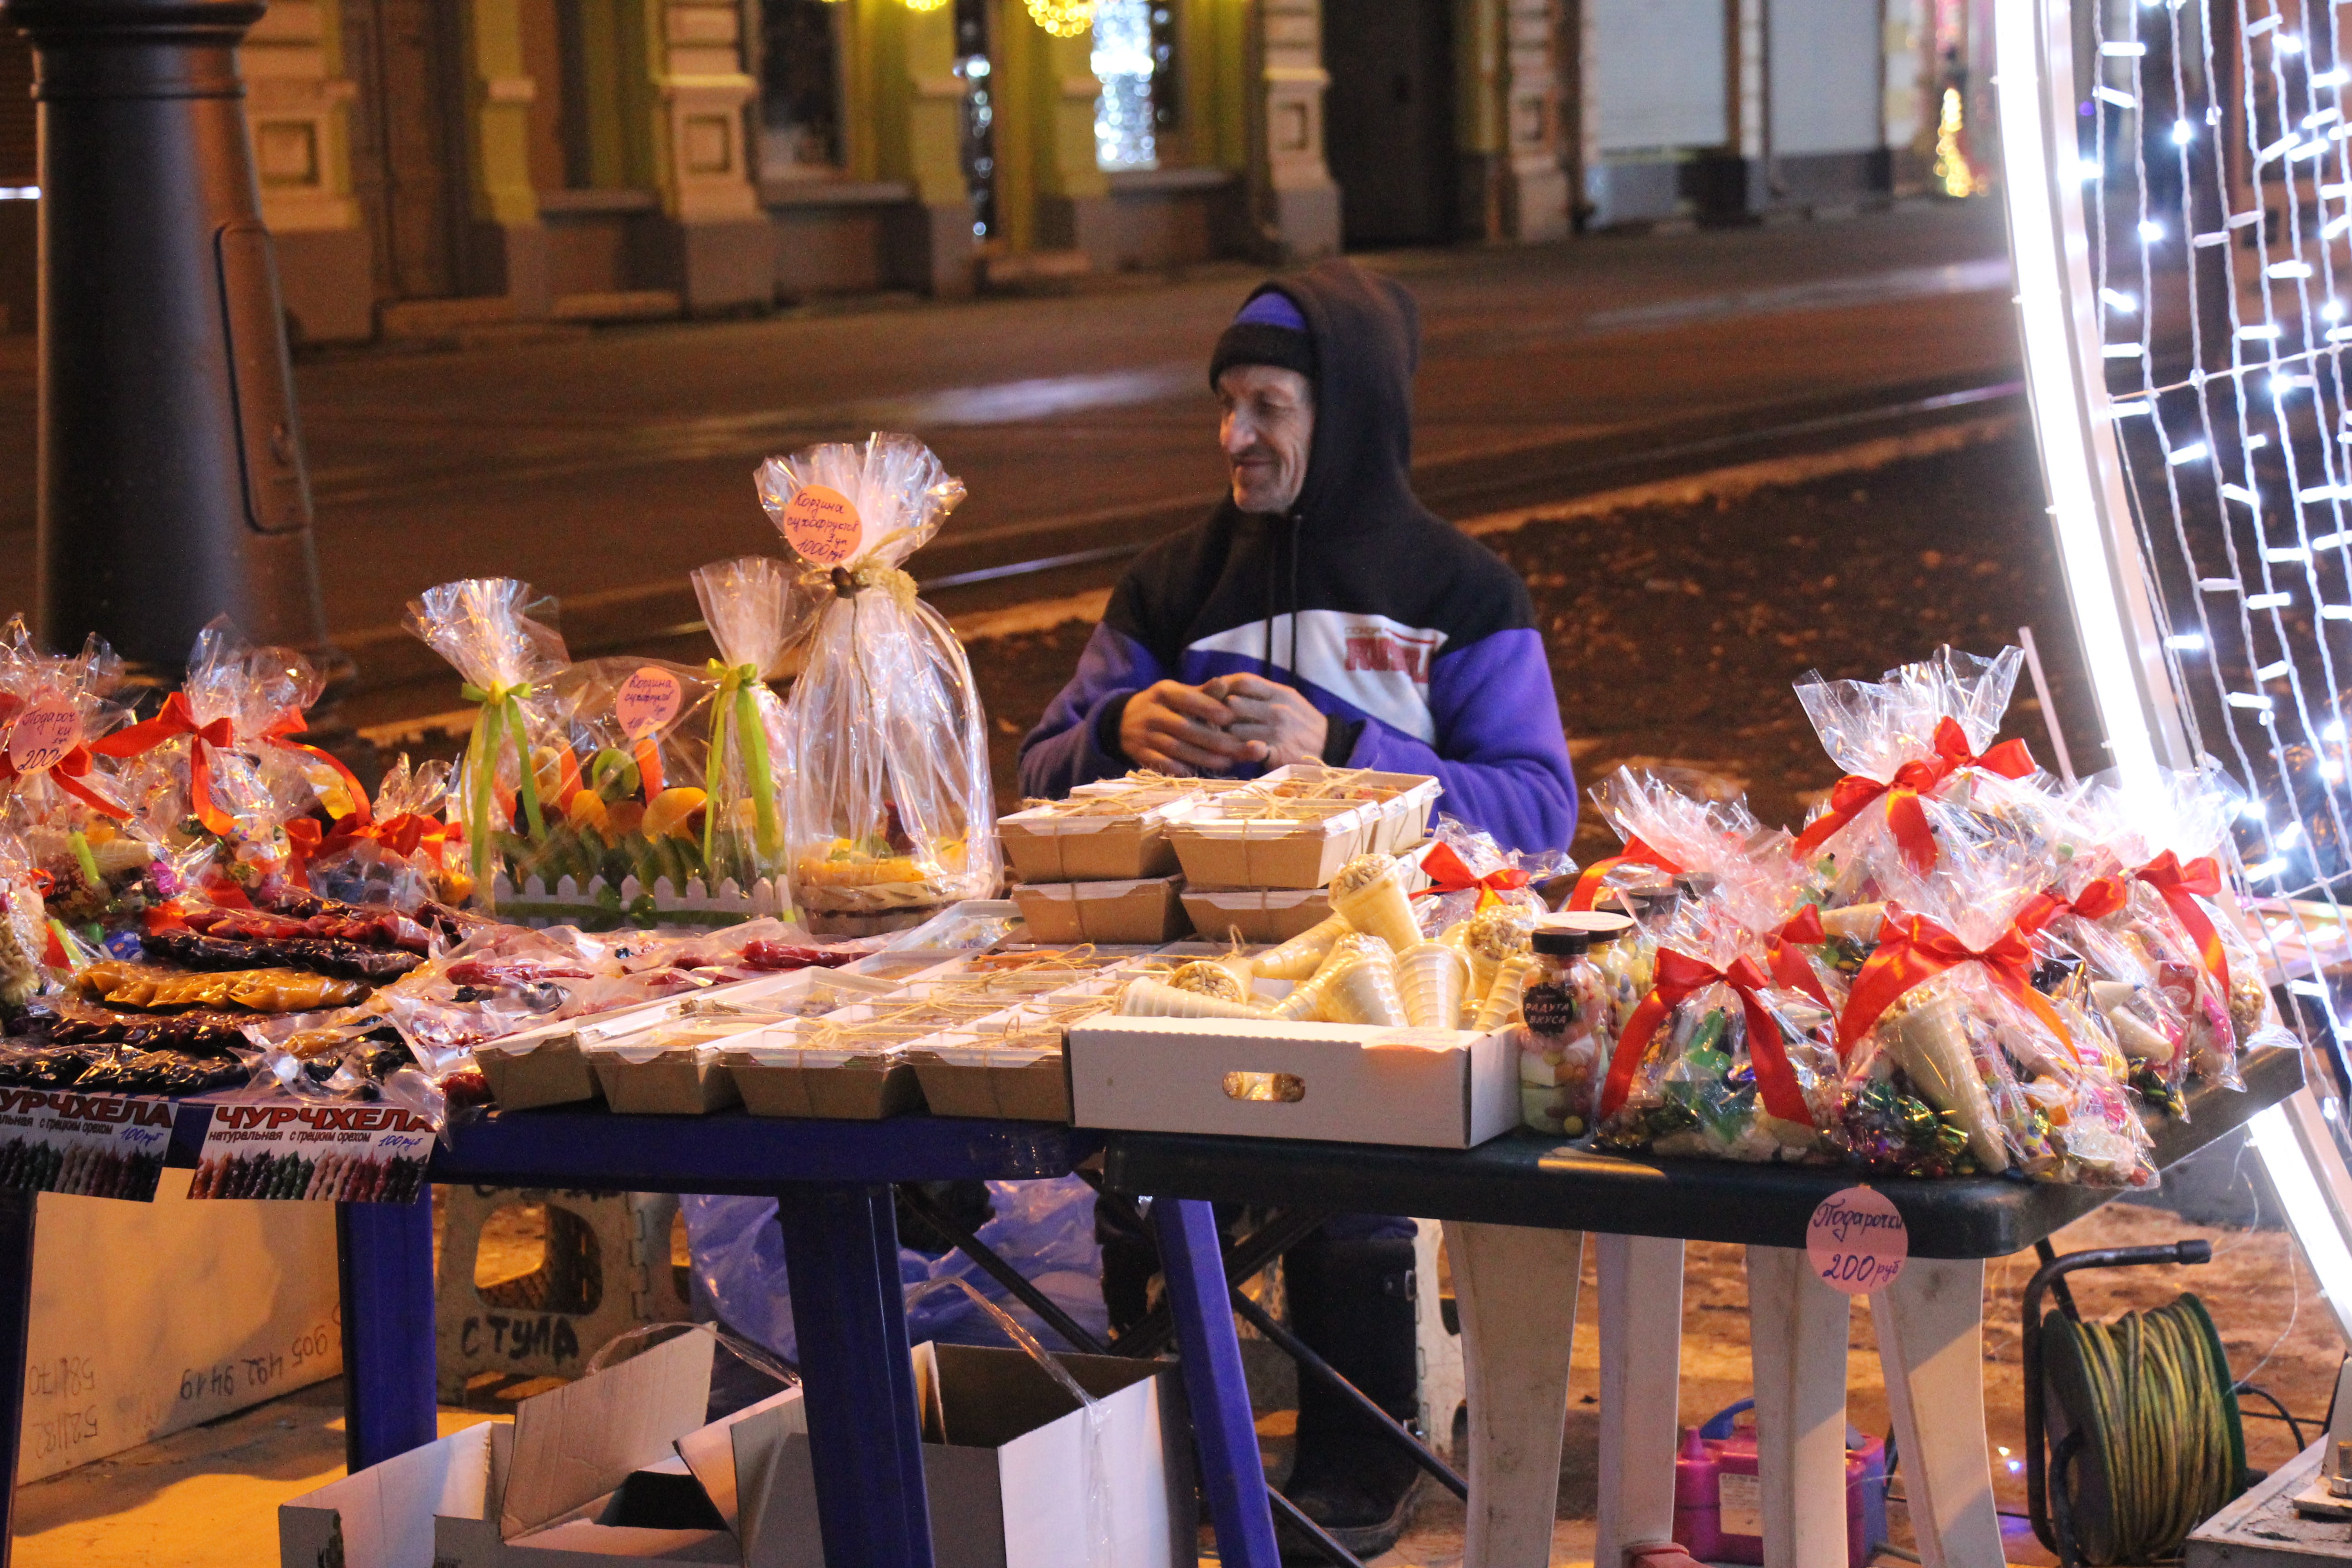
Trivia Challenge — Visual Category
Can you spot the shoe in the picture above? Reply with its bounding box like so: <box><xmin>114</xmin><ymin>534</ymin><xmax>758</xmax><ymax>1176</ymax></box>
<box><xmin>1278</xmin><ymin>1231</ymin><xmax>1425</xmax><ymax>1560</ymax></box>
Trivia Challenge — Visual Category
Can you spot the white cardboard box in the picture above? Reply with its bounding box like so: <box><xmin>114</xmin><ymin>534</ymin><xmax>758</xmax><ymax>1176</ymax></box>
<box><xmin>1067</xmin><ymin>1017</ymin><xmax>1519</xmax><ymax>1148</ymax></box>
<box><xmin>25</xmin><ymin>1184</ymin><xmax>341</xmax><ymax>1482</ymax></box>
<box><xmin>284</xmin><ymin>1332</ymin><xmax>1194</xmax><ymax>1568</ymax></box>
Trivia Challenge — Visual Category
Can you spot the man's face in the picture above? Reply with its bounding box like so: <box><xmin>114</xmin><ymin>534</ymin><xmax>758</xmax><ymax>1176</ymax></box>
<box><xmin>1217</xmin><ymin>365</ymin><xmax>1315</xmax><ymax>516</ymax></box>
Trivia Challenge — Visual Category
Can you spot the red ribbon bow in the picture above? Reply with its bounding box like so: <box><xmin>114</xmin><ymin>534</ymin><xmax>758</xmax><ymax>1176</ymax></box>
<box><xmin>1411</xmin><ymin>842</ymin><xmax>1530</xmax><ymax>910</ymax></box>
<box><xmin>1834</xmin><ymin>897</ymin><xmax>2071</xmax><ymax>1061</ymax></box>
<box><xmin>2049</xmin><ymin>875</ymin><xmax>2128</xmax><ymax>923</ymax></box>
<box><xmin>1765</xmin><ymin>905</ymin><xmax>1833</xmax><ymax>1009</ymax></box>
<box><xmin>2134</xmin><ymin>851</ymin><xmax>2230</xmax><ymax>995</ymax></box>
<box><xmin>285</xmin><ymin>811</ymin><xmax>461</xmax><ymax>885</ymax></box>
<box><xmin>0</xmin><ymin>743</ymin><xmax>130</xmax><ymax>821</ymax></box>
<box><xmin>262</xmin><ymin>715</ymin><xmax>372</xmax><ymax>828</ymax></box>
<box><xmin>1596</xmin><ymin>949</ymin><xmax>1814</xmax><ymax>1128</ymax></box>
<box><xmin>92</xmin><ymin>693</ymin><xmax>238</xmax><ymax>835</ymax></box>
<box><xmin>1793</xmin><ymin>716</ymin><xmax>2037</xmax><ymax>874</ymax></box>
<box><xmin>1567</xmin><ymin>836</ymin><xmax>1685</xmax><ymax>912</ymax></box>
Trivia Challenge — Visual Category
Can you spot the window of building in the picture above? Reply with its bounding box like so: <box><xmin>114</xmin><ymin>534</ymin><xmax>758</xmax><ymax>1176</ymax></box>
<box><xmin>760</xmin><ymin>0</ymin><xmax>844</xmax><ymax>175</ymax></box>
<box><xmin>1093</xmin><ymin>0</ymin><xmax>1177</xmax><ymax>170</ymax></box>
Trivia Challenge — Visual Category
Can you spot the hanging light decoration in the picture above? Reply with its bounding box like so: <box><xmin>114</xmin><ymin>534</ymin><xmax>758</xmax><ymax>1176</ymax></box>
<box><xmin>901</xmin><ymin>0</ymin><xmax>949</xmax><ymax>12</ymax></box>
<box><xmin>1026</xmin><ymin>0</ymin><xmax>1095</xmax><ymax>37</ymax></box>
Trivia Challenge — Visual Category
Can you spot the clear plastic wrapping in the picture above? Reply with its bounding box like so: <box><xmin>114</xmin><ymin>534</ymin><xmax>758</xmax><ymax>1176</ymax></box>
<box><xmin>1411</xmin><ymin>815</ymin><xmax>1567</xmax><ymax>936</ymax></box>
<box><xmin>403</xmin><ymin>579</ymin><xmax>574</xmax><ymax>907</ymax></box>
<box><xmin>756</xmin><ymin>435</ymin><xmax>999</xmax><ymax>929</ymax></box>
<box><xmin>691</xmin><ymin>556</ymin><xmax>794</xmax><ymax>892</ymax></box>
<box><xmin>523</xmin><ymin>656</ymin><xmax>718</xmax><ymax>898</ymax></box>
<box><xmin>1569</xmin><ymin>767</ymin><xmax>1762</xmax><ymax>913</ymax></box>
<box><xmin>1831</xmin><ymin>839</ymin><xmax>2155</xmax><ymax>1187</ymax></box>
<box><xmin>303</xmin><ymin>756</ymin><xmax>466</xmax><ymax>911</ymax></box>
<box><xmin>1790</xmin><ymin>646</ymin><xmax>2058</xmax><ymax>900</ymax></box>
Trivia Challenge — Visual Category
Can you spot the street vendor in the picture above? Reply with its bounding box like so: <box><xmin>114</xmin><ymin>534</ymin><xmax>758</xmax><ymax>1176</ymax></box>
<box><xmin>1025</xmin><ymin>260</ymin><xmax>1577</xmax><ymax>1556</ymax></box>
<box><xmin>1016</xmin><ymin>259</ymin><xmax>1578</xmax><ymax>853</ymax></box>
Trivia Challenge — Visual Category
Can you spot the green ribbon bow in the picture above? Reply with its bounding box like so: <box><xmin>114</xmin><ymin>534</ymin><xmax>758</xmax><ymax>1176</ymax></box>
<box><xmin>705</xmin><ymin>660</ymin><xmax>783</xmax><ymax>870</ymax></box>
<box><xmin>459</xmin><ymin>679</ymin><xmax>548</xmax><ymax>895</ymax></box>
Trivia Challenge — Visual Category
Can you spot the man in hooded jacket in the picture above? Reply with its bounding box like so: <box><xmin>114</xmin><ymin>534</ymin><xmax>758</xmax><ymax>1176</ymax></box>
<box><xmin>1019</xmin><ymin>262</ymin><xmax>1577</xmax><ymax>1555</ymax></box>
<box><xmin>1016</xmin><ymin>259</ymin><xmax>1578</xmax><ymax>849</ymax></box>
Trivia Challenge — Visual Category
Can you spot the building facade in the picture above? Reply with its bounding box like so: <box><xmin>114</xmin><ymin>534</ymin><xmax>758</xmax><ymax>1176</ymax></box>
<box><xmin>0</xmin><ymin>0</ymin><xmax>1978</xmax><ymax>341</ymax></box>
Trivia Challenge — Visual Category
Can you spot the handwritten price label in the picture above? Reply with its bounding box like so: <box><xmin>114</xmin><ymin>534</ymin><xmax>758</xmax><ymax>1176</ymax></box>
<box><xmin>615</xmin><ymin>667</ymin><xmax>683</xmax><ymax>740</ymax></box>
<box><xmin>779</xmin><ymin>484</ymin><xmax>865</xmax><ymax>565</ymax></box>
<box><xmin>1806</xmin><ymin>1185</ymin><xmax>1907</xmax><ymax>1294</ymax></box>
<box><xmin>5</xmin><ymin>703</ymin><xmax>82</xmax><ymax>775</ymax></box>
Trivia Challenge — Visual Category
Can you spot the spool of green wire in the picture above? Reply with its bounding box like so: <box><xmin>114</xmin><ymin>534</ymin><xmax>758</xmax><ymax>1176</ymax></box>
<box><xmin>2042</xmin><ymin>1292</ymin><xmax>2246</xmax><ymax>1565</ymax></box>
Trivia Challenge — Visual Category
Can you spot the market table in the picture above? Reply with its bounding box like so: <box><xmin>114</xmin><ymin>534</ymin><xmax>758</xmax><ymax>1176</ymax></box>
<box><xmin>1102</xmin><ymin>1044</ymin><xmax>2309</xmax><ymax>1568</ymax></box>
<box><xmin>95</xmin><ymin>1104</ymin><xmax>1251</xmax><ymax>1568</ymax></box>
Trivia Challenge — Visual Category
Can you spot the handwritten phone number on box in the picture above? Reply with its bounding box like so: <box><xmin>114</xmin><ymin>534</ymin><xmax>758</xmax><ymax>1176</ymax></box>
<box><xmin>178</xmin><ymin>1323</ymin><xmax>335</xmax><ymax>1403</ymax></box>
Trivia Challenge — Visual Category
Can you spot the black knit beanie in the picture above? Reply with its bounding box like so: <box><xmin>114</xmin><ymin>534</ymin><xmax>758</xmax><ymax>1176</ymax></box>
<box><xmin>1208</xmin><ymin>287</ymin><xmax>1317</xmax><ymax>388</ymax></box>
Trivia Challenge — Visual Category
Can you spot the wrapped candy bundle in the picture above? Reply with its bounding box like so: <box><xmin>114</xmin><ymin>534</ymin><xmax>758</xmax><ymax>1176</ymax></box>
<box><xmin>97</xmin><ymin>618</ymin><xmax>369</xmax><ymax>897</ymax></box>
<box><xmin>1568</xmin><ymin>766</ymin><xmax>1762</xmax><ymax>915</ymax></box>
<box><xmin>299</xmin><ymin>756</ymin><xmax>467</xmax><ymax>911</ymax></box>
<box><xmin>757</xmin><ymin>434</ymin><xmax>999</xmax><ymax>931</ymax></box>
<box><xmin>405</xmin><ymin>580</ymin><xmax>574</xmax><ymax>910</ymax></box>
<box><xmin>1411</xmin><ymin>815</ymin><xmax>1565</xmax><ymax>936</ymax></box>
<box><xmin>1589</xmin><ymin>877</ymin><xmax>1839</xmax><ymax>1162</ymax></box>
<box><xmin>1831</xmin><ymin>838</ymin><xmax>2154</xmax><ymax>1186</ymax></box>
<box><xmin>1790</xmin><ymin>647</ymin><xmax>2056</xmax><ymax>905</ymax></box>
<box><xmin>0</xmin><ymin>619</ymin><xmax>171</xmax><ymax>931</ymax></box>
<box><xmin>691</xmin><ymin>557</ymin><xmax>794</xmax><ymax>893</ymax></box>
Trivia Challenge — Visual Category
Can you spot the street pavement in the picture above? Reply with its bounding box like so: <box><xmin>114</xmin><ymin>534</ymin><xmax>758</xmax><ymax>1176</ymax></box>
<box><xmin>0</xmin><ymin>199</ymin><xmax>2017</xmax><ymax>704</ymax></box>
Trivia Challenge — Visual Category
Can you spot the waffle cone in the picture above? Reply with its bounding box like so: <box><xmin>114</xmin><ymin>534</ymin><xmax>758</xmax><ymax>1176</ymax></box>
<box><xmin>1332</xmin><ymin>870</ymin><xmax>1422</xmax><ymax>955</ymax></box>
<box><xmin>1318</xmin><ymin>956</ymin><xmax>1406</xmax><ymax>1026</ymax></box>
<box><xmin>1474</xmin><ymin>952</ymin><xmax>1539</xmax><ymax>1032</ymax></box>
<box><xmin>1396</xmin><ymin>942</ymin><xmax>1469</xmax><ymax>1030</ymax></box>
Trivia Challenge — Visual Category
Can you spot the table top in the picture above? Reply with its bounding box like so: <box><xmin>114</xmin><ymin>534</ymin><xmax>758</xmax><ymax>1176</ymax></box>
<box><xmin>1099</xmin><ymin>1046</ymin><xmax>2308</xmax><ymax>1259</ymax></box>
<box><xmin>165</xmin><ymin>1103</ymin><xmax>1102</xmax><ymax>1193</ymax></box>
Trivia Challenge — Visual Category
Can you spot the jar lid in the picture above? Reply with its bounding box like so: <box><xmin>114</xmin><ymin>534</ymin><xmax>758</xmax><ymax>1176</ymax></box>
<box><xmin>1531</xmin><ymin>926</ymin><xmax>1592</xmax><ymax>956</ymax></box>
<box><xmin>1540</xmin><ymin>911</ymin><xmax>1633</xmax><ymax>941</ymax></box>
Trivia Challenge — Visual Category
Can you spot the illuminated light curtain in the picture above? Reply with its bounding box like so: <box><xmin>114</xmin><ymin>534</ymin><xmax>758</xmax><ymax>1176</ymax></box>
<box><xmin>1092</xmin><ymin>0</ymin><xmax>1156</xmax><ymax>168</ymax></box>
<box><xmin>1997</xmin><ymin>0</ymin><xmax>2352</xmax><ymax>1328</ymax></box>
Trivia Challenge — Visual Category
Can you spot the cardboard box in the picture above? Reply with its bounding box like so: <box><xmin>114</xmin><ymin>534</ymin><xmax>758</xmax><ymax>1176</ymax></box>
<box><xmin>1067</xmin><ymin>1017</ymin><xmax>1519</xmax><ymax>1148</ymax></box>
<box><xmin>1180</xmin><ymin>885</ymin><xmax>1333</xmax><ymax>943</ymax></box>
<box><xmin>906</xmin><ymin>1049</ymin><xmax>1070</xmax><ymax>1122</ymax></box>
<box><xmin>720</xmin><ymin>1034</ymin><xmax>924</xmax><ymax>1119</ymax></box>
<box><xmin>1165</xmin><ymin>766</ymin><xmax>1439</xmax><ymax>890</ymax></box>
<box><xmin>590</xmin><ymin>1020</ymin><xmax>768</xmax><ymax>1116</ymax></box>
<box><xmin>997</xmin><ymin>794</ymin><xmax>1203</xmax><ymax>883</ymax></box>
<box><xmin>285</xmin><ymin>1331</ymin><xmax>1195</xmax><ymax>1568</ymax></box>
<box><xmin>1011</xmin><ymin>877</ymin><xmax>1192</xmax><ymax>945</ymax></box>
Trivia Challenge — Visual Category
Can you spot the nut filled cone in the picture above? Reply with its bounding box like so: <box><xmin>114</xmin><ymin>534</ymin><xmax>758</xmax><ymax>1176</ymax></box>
<box><xmin>1168</xmin><ymin>961</ymin><xmax>1250</xmax><ymax>1004</ymax></box>
<box><xmin>1317</xmin><ymin>955</ymin><xmax>1406</xmax><ymax>1026</ymax></box>
<box><xmin>1396</xmin><ymin>942</ymin><xmax>1470</xmax><ymax>1030</ymax></box>
<box><xmin>1474</xmin><ymin>951</ymin><xmax>1539</xmax><ymax>1032</ymax></box>
<box><xmin>1117</xmin><ymin>977</ymin><xmax>1271</xmax><ymax>1020</ymax></box>
<box><xmin>1329</xmin><ymin>854</ymin><xmax>1423</xmax><ymax>955</ymax></box>
<box><xmin>1252</xmin><ymin>913</ymin><xmax>1350</xmax><ymax>980</ymax></box>
<box><xmin>1882</xmin><ymin>989</ymin><xmax>2009</xmax><ymax>1173</ymax></box>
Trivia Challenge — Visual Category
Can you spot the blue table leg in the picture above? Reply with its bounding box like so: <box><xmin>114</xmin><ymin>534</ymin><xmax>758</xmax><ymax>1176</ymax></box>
<box><xmin>0</xmin><ymin>1190</ymin><xmax>35</xmax><ymax>1568</ymax></box>
<box><xmin>337</xmin><ymin>1196</ymin><xmax>437</xmax><ymax>1473</ymax></box>
<box><xmin>773</xmin><ymin>1182</ymin><xmax>935</xmax><ymax>1568</ymax></box>
<box><xmin>1153</xmin><ymin>1196</ymin><xmax>1280</xmax><ymax>1568</ymax></box>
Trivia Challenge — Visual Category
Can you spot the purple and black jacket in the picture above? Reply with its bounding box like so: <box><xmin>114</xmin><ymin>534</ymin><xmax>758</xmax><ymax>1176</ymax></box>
<box><xmin>1017</xmin><ymin>260</ymin><xmax>1578</xmax><ymax>854</ymax></box>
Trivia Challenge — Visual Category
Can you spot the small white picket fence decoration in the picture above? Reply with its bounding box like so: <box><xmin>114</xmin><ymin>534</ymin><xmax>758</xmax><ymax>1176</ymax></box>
<box><xmin>485</xmin><ymin>870</ymin><xmax>791</xmax><ymax>929</ymax></box>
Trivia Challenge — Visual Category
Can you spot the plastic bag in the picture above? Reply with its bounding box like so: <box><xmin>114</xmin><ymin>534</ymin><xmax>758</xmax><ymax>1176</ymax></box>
<box><xmin>1831</xmin><ymin>836</ymin><xmax>2155</xmax><ymax>1186</ymax></box>
<box><xmin>93</xmin><ymin>619</ymin><xmax>362</xmax><ymax>895</ymax></box>
<box><xmin>1790</xmin><ymin>647</ymin><xmax>2059</xmax><ymax>902</ymax></box>
<box><xmin>1411</xmin><ymin>814</ymin><xmax>1566</xmax><ymax>937</ymax></box>
<box><xmin>404</xmin><ymin>580</ymin><xmax>574</xmax><ymax>908</ymax></box>
<box><xmin>0</xmin><ymin>617</ymin><xmax>135</xmax><ymax>842</ymax></box>
<box><xmin>302</xmin><ymin>755</ymin><xmax>467</xmax><ymax>911</ymax></box>
<box><xmin>681</xmin><ymin>1175</ymin><xmax>1109</xmax><ymax>1362</ymax></box>
<box><xmin>691</xmin><ymin>557</ymin><xmax>794</xmax><ymax>893</ymax></box>
<box><xmin>1568</xmin><ymin>766</ymin><xmax>1762</xmax><ymax>913</ymax></box>
<box><xmin>1590</xmin><ymin>878</ymin><xmax>1840</xmax><ymax>1162</ymax></box>
<box><xmin>756</xmin><ymin>435</ymin><xmax>999</xmax><ymax>930</ymax></box>
<box><xmin>503</xmin><ymin>655</ymin><xmax>720</xmax><ymax>901</ymax></box>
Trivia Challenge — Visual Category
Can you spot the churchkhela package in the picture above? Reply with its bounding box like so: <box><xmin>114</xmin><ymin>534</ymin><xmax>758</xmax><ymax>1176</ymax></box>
<box><xmin>758</xmin><ymin>433</ymin><xmax>999</xmax><ymax>932</ymax></box>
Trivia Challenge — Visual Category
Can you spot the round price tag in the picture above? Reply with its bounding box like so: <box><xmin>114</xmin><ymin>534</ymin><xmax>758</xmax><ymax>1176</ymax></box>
<box><xmin>5</xmin><ymin>702</ymin><xmax>83</xmax><ymax>775</ymax></box>
<box><xmin>1806</xmin><ymin>1185</ymin><xmax>1908</xmax><ymax>1295</ymax></box>
<box><xmin>615</xmin><ymin>667</ymin><xmax>684</xmax><ymax>740</ymax></box>
<box><xmin>779</xmin><ymin>484</ymin><xmax>865</xmax><ymax>566</ymax></box>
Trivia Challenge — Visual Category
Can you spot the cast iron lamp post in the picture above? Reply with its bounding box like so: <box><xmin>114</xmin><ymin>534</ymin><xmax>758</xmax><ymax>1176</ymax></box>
<box><xmin>5</xmin><ymin>0</ymin><xmax>335</xmax><ymax>684</ymax></box>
